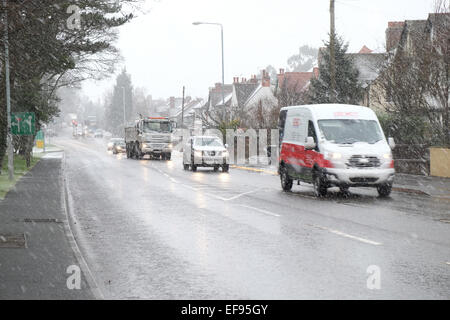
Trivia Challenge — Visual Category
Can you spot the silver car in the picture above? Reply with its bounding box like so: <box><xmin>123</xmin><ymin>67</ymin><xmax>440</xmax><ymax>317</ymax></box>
<box><xmin>183</xmin><ymin>136</ymin><xmax>229</xmax><ymax>172</ymax></box>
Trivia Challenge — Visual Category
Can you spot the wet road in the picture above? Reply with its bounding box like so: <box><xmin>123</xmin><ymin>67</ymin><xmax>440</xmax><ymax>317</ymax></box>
<box><xmin>57</xmin><ymin>133</ymin><xmax>450</xmax><ymax>299</ymax></box>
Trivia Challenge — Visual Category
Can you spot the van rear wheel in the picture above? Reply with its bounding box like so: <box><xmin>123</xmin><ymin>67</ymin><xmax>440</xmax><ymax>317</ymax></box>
<box><xmin>280</xmin><ymin>167</ymin><xmax>293</xmax><ymax>191</ymax></box>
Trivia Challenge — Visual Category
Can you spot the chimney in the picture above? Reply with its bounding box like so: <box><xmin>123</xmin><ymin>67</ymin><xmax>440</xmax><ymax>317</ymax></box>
<box><xmin>386</xmin><ymin>21</ymin><xmax>405</xmax><ymax>51</ymax></box>
<box><xmin>279</xmin><ymin>68</ymin><xmax>285</xmax><ymax>75</ymax></box>
<box><xmin>313</xmin><ymin>67</ymin><xmax>319</xmax><ymax>78</ymax></box>
<box><xmin>169</xmin><ymin>96</ymin><xmax>175</xmax><ymax>109</ymax></box>
<box><xmin>233</xmin><ymin>77</ymin><xmax>239</xmax><ymax>83</ymax></box>
<box><xmin>261</xmin><ymin>70</ymin><xmax>270</xmax><ymax>87</ymax></box>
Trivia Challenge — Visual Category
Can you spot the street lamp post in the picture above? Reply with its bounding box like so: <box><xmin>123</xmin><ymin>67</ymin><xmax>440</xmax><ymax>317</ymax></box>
<box><xmin>3</xmin><ymin>0</ymin><xmax>13</xmax><ymax>180</ymax></box>
<box><xmin>192</xmin><ymin>21</ymin><xmax>226</xmax><ymax>121</ymax></box>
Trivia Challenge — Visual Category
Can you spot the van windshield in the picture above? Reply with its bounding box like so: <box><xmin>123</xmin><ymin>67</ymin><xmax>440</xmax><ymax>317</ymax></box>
<box><xmin>318</xmin><ymin>119</ymin><xmax>384</xmax><ymax>144</ymax></box>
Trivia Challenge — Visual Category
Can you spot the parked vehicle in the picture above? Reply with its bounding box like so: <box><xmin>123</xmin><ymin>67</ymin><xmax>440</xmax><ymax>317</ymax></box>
<box><xmin>278</xmin><ymin>104</ymin><xmax>396</xmax><ymax>197</ymax></box>
<box><xmin>125</xmin><ymin>117</ymin><xmax>174</xmax><ymax>160</ymax></box>
<box><xmin>112</xmin><ymin>139</ymin><xmax>126</xmax><ymax>154</ymax></box>
<box><xmin>183</xmin><ymin>136</ymin><xmax>229</xmax><ymax>172</ymax></box>
<box><xmin>94</xmin><ymin>129</ymin><xmax>103</xmax><ymax>138</ymax></box>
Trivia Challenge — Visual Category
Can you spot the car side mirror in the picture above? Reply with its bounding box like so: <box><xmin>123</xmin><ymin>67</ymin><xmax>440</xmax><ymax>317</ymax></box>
<box><xmin>305</xmin><ymin>136</ymin><xmax>316</xmax><ymax>150</ymax></box>
<box><xmin>388</xmin><ymin>137</ymin><xmax>396</xmax><ymax>149</ymax></box>
<box><xmin>224</xmin><ymin>143</ymin><xmax>228</xmax><ymax>149</ymax></box>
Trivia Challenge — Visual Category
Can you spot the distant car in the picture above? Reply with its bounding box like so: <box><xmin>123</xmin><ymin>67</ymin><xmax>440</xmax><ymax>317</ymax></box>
<box><xmin>108</xmin><ymin>138</ymin><xmax>124</xmax><ymax>151</ymax></box>
<box><xmin>183</xmin><ymin>136</ymin><xmax>229</xmax><ymax>172</ymax></box>
<box><xmin>94</xmin><ymin>129</ymin><xmax>103</xmax><ymax>138</ymax></box>
<box><xmin>112</xmin><ymin>139</ymin><xmax>126</xmax><ymax>154</ymax></box>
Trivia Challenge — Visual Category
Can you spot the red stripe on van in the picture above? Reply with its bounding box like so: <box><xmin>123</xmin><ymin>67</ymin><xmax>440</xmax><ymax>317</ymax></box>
<box><xmin>280</xmin><ymin>142</ymin><xmax>334</xmax><ymax>169</ymax></box>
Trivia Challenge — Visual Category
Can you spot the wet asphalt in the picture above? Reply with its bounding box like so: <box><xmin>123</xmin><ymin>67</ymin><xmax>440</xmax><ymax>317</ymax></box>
<box><xmin>58</xmin><ymin>133</ymin><xmax>450</xmax><ymax>299</ymax></box>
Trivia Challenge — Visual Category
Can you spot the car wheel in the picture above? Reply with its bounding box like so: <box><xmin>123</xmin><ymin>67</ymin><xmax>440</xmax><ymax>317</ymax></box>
<box><xmin>191</xmin><ymin>164</ymin><xmax>197</xmax><ymax>172</ymax></box>
<box><xmin>213</xmin><ymin>166</ymin><xmax>219</xmax><ymax>172</ymax></box>
<box><xmin>222</xmin><ymin>164</ymin><xmax>229</xmax><ymax>173</ymax></box>
<box><xmin>339</xmin><ymin>186</ymin><xmax>349</xmax><ymax>194</ymax></box>
<box><xmin>280</xmin><ymin>166</ymin><xmax>293</xmax><ymax>191</ymax></box>
<box><xmin>313</xmin><ymin>171</ymin><xmax>328</xmax><ymax>197</ymax></box>
<box><xmin>183</xmin><ymin>164</ymin><xmax>189</xmax><ymax>170</ymax></box>
<box><xmin>377</xmin><ymin>183</ymin><xmax>392</xmax><ymax>197</ymax></box>
<box><xmin>165</xmin><ymin>153</ymin><xmax>171</xmax><ymax>161</ymax></box>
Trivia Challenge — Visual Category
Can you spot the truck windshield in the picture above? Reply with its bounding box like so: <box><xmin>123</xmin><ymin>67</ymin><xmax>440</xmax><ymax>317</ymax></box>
<box><xmin>318</xmin><ymin>119</ymin><xmax>384</xmax><ymax>144</ymax></box>
<box><xmin>142</xmin><ymin>121</ymin><xmax>171</xmax><ymax>133</ymax></box>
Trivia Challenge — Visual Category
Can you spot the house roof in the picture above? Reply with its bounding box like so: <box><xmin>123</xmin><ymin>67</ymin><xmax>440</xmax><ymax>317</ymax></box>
<box><xmin>277</xmin><ymin>72</ymin><xmax>314</xmax><ymax>93</ymax></box>
<box><xmin>233</xmin><ymin>83</ymin><xmax>259</xmax><ymax>107</ymax></box>
<box><xmin>347</xmin><ymin>53</ymin><xmax>385</xmax><ymax>86</ymax></box>
<box><xmin>208</xmin><ymin>84</ymin><xmax>233</xmax><ymax>108</ymax></box>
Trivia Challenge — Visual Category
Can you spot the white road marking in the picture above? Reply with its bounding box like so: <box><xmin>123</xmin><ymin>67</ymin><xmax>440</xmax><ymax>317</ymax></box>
<box><xmin>238</xmin><ymin>204</ymin><xmax>280</xmax><ymax>217</ymax></box>
<box><xmin>311</xmin><ymin>224</ymin><xmax>383</xmax><ymax>246</ymax></box>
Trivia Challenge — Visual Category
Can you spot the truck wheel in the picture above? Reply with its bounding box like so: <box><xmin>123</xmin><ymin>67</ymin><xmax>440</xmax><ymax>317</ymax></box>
<box><xmin>280</xmin><ymin>166</ymin><xmax>293</xmax><ymax>191</ymax></box>
<box><xmin>222</xmin><ymin>164</ymin><xmax>229</xmax><ymax>173</ymax></box>
<box><xmin>377</xmin><ymin>183</ymin><xmax>392</xmax><ymax>197</ymax></box>
<box><xmin>191</xmin><ymin>164</ymin><xmax>197</xmax><ymax>172</ymax></box>
<box><xmin>313</xmin><ymin>171</ymin><xmax>328</xmax><ymax>197</ymax></box>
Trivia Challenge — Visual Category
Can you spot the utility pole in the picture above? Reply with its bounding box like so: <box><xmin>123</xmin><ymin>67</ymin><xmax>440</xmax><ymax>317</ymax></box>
<box><xmin>330</xmin><ymin>0</ymin><xmax>337</xmax><ymax>103</ymax></box>
<box><xmin>181</xmin><ymin>86</ymin><xmax>185</xmax><ymax>129</ymax></box>
<box><xmin>3</xmin><ymin>0</ymin><xmax>13</xmax><ymax>181</ymax></box>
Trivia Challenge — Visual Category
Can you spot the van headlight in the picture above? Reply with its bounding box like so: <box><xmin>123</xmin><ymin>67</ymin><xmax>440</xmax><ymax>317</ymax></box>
<box><xmin>383</xmin><ymin>153</ymin><xmax>392</xmax><ymax>159</ymax></box>
<box><xmin>168</xmin><ymin>143</ymin><xmax>173</xmax><ymax>149</ymax></box>
<box><xmin>325</xmin><ymin>152</ymin><xmax>342</xmax><ymax>160</ymax></box>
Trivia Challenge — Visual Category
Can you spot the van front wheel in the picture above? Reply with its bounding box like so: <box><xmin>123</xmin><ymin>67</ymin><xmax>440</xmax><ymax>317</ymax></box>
<box><xmin>280</xmin><ymin>167</ymin><xmax>293</xmax><ymax>191</ymax></box>
<box><xmin>313</xmin><ymin>172</ymin><xmax>328</xmax><ymax>197</ymax></box>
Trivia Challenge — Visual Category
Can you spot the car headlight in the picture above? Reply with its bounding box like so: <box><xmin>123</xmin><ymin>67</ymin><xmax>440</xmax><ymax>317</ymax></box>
<box><xmin>142</xmin><ymin>143</ymin><xmax>148</xmax><ymax>148</ymax></box>
<box><xmin>325</xmin><ymin>152</ymin><xmax>342</xmax><ymax>160</ymax></box>
<box><xmin>383</xmin><ymin>153</ymin><xmax>392</xmax><ymax>159</ymax></box>
<box><xmin>222</xmin><ymin>151</ymin><xmax>229</xmax><ymax>157</ymax></box>
<box><xmin>168</xmin><ymin>143</ymin><xmax>173</xmax><ymax>149</ymax></box>
<box><xmin>194</xmin><ymin>150</ymin><xmax>202</xmax><ymax>157</ymax></box>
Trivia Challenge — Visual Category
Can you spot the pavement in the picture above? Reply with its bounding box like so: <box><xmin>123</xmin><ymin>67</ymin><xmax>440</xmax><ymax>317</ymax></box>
<box><xmin>0</xmin><ymin>155</ymin><xmax>96</xmax><ymax>299</ymax></box>
<box><xmin>1</xmin><ymin>131</ymin><xmax>449</xmax><ymax>300</ymax></box>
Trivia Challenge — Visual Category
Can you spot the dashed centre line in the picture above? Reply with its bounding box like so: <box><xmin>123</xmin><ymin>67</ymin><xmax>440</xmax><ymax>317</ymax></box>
<box><xmin>309</xmin><ymin>224</ymin><xmax>383</xmax><ymax>246</ymax></box>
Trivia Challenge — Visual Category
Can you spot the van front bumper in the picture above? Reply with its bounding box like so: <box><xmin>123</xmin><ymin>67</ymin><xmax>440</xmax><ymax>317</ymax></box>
<box><xmin>324</xmin><ymin>168</ymin><xmax>395</xmax><ymax>187</ymax></box>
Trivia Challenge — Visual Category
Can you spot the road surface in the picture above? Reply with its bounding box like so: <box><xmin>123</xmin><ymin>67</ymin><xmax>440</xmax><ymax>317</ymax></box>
<box><xmin>56</xmin><ymin>132</ymin><xmax>450</xmax><ymax>299</ymax></box>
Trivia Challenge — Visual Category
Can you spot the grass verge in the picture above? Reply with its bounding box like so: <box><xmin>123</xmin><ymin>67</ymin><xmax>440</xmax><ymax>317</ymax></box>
<box><xmin>0</xmin><ymin>155</ymin><xmax>40</xmax><ymax>200</ymax></box>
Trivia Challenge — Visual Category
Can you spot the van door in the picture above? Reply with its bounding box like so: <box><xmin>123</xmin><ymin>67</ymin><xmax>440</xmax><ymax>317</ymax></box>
<box><xmin>303</xmin><ymin>120</ymin><xmax>319</xmax><ymax>182</ymax></box>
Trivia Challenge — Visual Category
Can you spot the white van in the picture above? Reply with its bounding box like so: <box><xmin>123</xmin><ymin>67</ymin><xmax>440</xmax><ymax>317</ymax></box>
<box><xmin>278</xmin><ymin>104</ymin><xmax>396</xmax><ymax>197</ymax></box>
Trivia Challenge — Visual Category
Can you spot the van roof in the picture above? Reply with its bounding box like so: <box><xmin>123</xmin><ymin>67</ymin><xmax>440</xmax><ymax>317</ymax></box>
<box><xmin>280</xmin><ymin>104</ymin><xmax>377</xmax><ymax>121</ymax></box>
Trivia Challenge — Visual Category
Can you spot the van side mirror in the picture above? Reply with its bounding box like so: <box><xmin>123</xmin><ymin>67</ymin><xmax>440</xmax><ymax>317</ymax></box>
<box><xmin>305</xmin><ymin>136</ymin><xmax>316</xmax><ymax>150</ymax></box>
<box><xmin>388</xmin><ymin>137</ymin><xmax>396</xmax><ymax>149</ymax></box>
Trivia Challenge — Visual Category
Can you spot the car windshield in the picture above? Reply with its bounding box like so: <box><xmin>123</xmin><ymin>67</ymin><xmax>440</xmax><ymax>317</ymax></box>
<box><xmin>194</xmin><ymin>137</ymin><xmax>223</xmax><ymax>147</ymax></box>
<box><xmin>318</xmin><ymin>119</ymin><xmax>384</xmax><ymax>144</ymax></box>
<box><xmin>142</xmin><ymin>121</ymin><xmax>171</xmax><ymax>133</ymax></box>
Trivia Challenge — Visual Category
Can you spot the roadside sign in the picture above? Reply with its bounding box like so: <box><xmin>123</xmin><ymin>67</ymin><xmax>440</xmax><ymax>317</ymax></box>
<box><xmin>35</xmin><ymin>130</ymin><xmax>44</xmax><ymax>148</ymax></box>
<box><xmin>11</xmin><ymin>112</ymin><xmax>36</xmax><ymax>135</ymax></box>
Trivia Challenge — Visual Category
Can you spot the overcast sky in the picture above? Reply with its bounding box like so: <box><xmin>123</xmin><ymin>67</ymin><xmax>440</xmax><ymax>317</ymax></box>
<box><xmin>81</xmin><ymin>0</ymin><xmax>438</xmax><ymax>102</ymax></box>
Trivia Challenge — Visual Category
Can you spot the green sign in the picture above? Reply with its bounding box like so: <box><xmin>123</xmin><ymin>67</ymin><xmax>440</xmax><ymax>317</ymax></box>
<box><xmin>11</xmin><ymin>112</ymin><xmax>36</xmax><ymax>135</ymax></box>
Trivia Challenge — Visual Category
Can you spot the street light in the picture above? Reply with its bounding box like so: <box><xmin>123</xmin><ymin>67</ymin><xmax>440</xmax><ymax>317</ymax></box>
<box><xmin>192</xmin><ymin>21</ymin><xmax>226</xmax><ymax>120</ymax></box>
<box><xmin>3</xmin><ymin>0</ymin><xmax>13</xmax><ymax>180</ymax></box>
